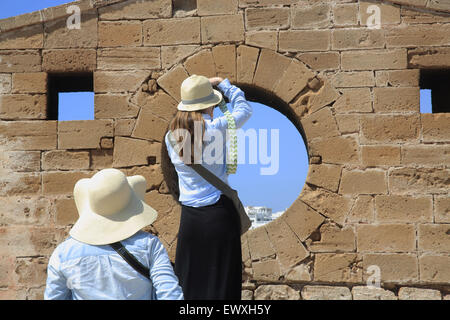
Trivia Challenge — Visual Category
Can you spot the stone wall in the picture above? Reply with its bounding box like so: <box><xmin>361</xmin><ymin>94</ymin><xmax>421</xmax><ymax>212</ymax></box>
<box><xmin>0</xmin><ymin>0</ymin><xmax>449</xmax><ymax>299</ymax></box>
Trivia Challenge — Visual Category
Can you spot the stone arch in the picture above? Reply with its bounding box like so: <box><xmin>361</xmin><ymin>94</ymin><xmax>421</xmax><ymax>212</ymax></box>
<box><xmin>127</xmin><ymin>45</ymin><xmax>355</xmax><ymax>280</ymax></box>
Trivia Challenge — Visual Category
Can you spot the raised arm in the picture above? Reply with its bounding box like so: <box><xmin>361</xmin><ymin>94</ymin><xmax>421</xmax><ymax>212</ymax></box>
<box><xmin>210</xmin><ymin>78</ymin><xmax>253</xmax><ymax>131</ymax></box>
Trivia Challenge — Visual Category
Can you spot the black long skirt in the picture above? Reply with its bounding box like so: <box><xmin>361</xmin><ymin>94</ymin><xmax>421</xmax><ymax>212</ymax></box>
<box><xmin>174</xmin><ymin>194</ymin><xmax>242</xmax><ymax>300</ymax></box>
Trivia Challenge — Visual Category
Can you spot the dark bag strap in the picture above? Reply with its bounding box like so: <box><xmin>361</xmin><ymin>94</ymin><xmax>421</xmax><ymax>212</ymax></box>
<box><xmin>110</xmin><ymin>241</ymin><xmax>150</xmax><ymax>281</ymax></box>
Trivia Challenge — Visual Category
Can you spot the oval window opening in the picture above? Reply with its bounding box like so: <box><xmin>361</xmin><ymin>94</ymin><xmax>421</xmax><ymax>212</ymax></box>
<box><xmin>213</xmin><ymin>101</ymin><xmax>309</xmax><ymax>230</ymax></box>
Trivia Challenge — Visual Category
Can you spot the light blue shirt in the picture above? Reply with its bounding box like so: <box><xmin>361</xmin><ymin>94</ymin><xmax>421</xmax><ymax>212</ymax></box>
<box><xmin>164</xmin><ymin>78</ymin><xmax>252</xmax><ymax>207</ymax></box>
<box><xmin>44</xmin><ymin>231</ymin><xmax>184</xmax><ymax>300</ymax></box>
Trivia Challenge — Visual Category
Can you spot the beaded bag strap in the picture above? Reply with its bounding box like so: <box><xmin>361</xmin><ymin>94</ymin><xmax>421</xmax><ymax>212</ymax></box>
<box><xmin>217</xmin><ymin>100</ymin><xmax>237</xmax><ymax>174</ymax></box>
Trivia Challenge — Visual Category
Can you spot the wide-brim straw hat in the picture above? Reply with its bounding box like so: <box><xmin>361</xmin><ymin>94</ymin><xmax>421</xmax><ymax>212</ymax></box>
<box><xmin>69</xmin><ymin>168</ymin><xmax>158</xmax><ymax>245</ymax></box>
<box><xmin>177</xmin><ymin>74</ymin><xmax>223</xmax><ymax>111</ymax></box>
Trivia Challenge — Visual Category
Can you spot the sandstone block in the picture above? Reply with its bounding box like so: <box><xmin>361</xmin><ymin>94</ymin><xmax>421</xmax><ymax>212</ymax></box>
<box><xmin>331</xmin><ymin>71</ymin><xmax>375</xmax><ymax>88</ymax></box>
<box><xmin>212</xmin><ymin>45</ymin><xmax>236</xmax><ymax>83</ymax></box>
<box><xmin>90</xmin><ymin>149</ymin><xmax>113</xmax><ymax>169</ymax></box>
<box><xmin>2</xmin><ymin>151</ymin><xmax>41</xmax><ymax>172</ymax></box>
<box><xmin>296</xmin><ymin>52</ymin><xmax>340</xmax><ymax>71</ymax></box>
<box><xmin>301</xmin><ymin>107</ymin><xmax>340</xmax><ymax>142</ymax></box>
<box><xmin>98</xmin><ymin>21</ymin><xmax>142</xmax><ymax>47</ymax></box>
<box><xmin>239</xmin><ymin>0</ymin><xmax>295</xmax><ymax>6</ymax></box>
<box><xmin>332</xmin><ymin>28</ymin><xmax>385</xmax><ymax>50</ymax></box>
<box><xmin>339</xmin><ymin>169</ymin><xmax>387</xmax><ymax>195</ymax></box>
<box><xmin>94</xmin><ymin>71</ymin><xmax>148</xmax><ymax>93</ymax></box>
<box><xmin>0</xmin><ymin>120</ymin><xmax>57</xmax><ymax>150</ymax></box>
<box><xmin>375</xmin><ymin>69</ymin><xmax>419</xmax><ymax>87</ymax></box>
<box><xmin>12</xmin><ymin>73</ymin><xmax>47</xmax><ymax>93</ymax></box>
<box><xmin>301</xmin><ymin>285</ymin><xmax>352</xmax><ymax>300</ymax></box>
<box><xmin>42</xmin><ymin>171</ymin><xmax>93</xmax><ymax>195</ymax></box>
<box><xmin>0</xmin><ymin>173</ymin><xmax>41</xmax><ymax>196</ymax></box>
<box><xmin>42</xmin><ymin>150</ymin><xmax>90</xmax><ymax>171</ymax></box>
<box><xmin>0</xmin><ymin>50</ymin><xmax>41</xmax><ymax>72</ymax></box>
<box><xmin>408</xmin><ymin>47</ymin><xmax>450</xmax><ymax>69</ymax></box>
<box><xmin>113</xmin><ymin>136</ymin><xmax>161</xmax><ymax>167</ymax></box>
<box><xmin>309</xmin><ymin>135</ymin><xmax>359</xmax><ymax>165</ymax></box>
<box><xmin>398</xmin><ymin>287</ymin><xmax>441</xmax><ymax>300</ymax></box>
<box><xmin>341</xmin><ymin>49</ymin><xmax>407</xmax><ymax>70</ymax></box>
<box><xmin>246</xmin><ymin>7</ymin><xmax>290</xmax><ymax>29</ymax></box>
<box><xmin>418</xmin><ymin>224</ymin><xmax>450</xmax><ymax>253</ymax></box>
<box><xmin>274</xmin><ymin>59</ymin><xmax>314</xmax><ymax>103</ymax></box>
<box><xmin>357</xmin><ymin>224</ymin><xmax>416</xmax><ymax>253</ymax></box>
<box><xmin>132</xmin><ymin>90</ymin><xmax>178</xmax><ymax>121</ymax></box>
<box><xmin>291</xmin><ymin>3</ymin><xmax>331</xmax><ymax>29</ymax></box>
<box><xmin>201</xmin><ymin>14</ymin><xmax>245</xmax><ymax>43</ymax></box>
<box><xmin>144</xmin><ymin>18</ymin><xmax>200</xmax><ymax>46</ymax></box>
<box><xmin>15</xmin><ymin>257</ymin><xmax>48</xmax><ymax>287</ymax></box>
<box><xmin>375</xmin><ymin>195</ymin><xmax>432</xmax><ymax>223</ymax></box>
<box><xmin>308</xmin><ymin>223</ymin><xmax>355</xmax><ymax>253</ymax></box>
<box><xmin>126</xmin><ymin>165</ymin><xmax>164</xmax><ymax>191</ymax></box>
<box><xmin>236</xmin><ymin>45</ymin><xmax>259</xmax><ymax>84</ymax></box>
<box><xmin>156</xmin><ymin>65</ymin><xmax>190</xmax><ymax>101</ymax></box>
<box><xmin>386</xmin><ymin>24</ymin><xmax>450</xmax><ymax>48</ymax></box>
<box><xmin>361</xmin><ymin>145</ymin><xmax>401</xmax><ymax>167</ymax></box>
<box><xmin>419</xmin><ymin>254</ymin><xmax>450</xmax><ymax>284</ymax></box>
<box><xmin>332</xmin><ymin>88</ymin><xmax>372</xmax><ymax>113</ymax></box>
<box><xmin>0</xmin><ymin>24</ymin><xmax>43</xmax><ymax>49</ymax></box>
<box><xmin>347</xmin><ymin>195</ymin><xmax>375</xmax><ymax>223</ymax></box>
<box><xmin>351</xmin><ymin>286</ymin><xmax>397</xmax><ymax>300</ymax></box>
<box><xmin>197</xmin><ymin>0</ymin><xmax>238</xmax><ymax>16</ymax></box>
<box><xmin>44</xmin><ymin>12</ymin><xmax>97</xmax><ymax>48</ymax></box>
<box><xmin>98</xmin><ymin>48</ymin><xmax>160</xmax><ymax>70</ymax></box>
<box><xmin>283</xmin><ymin>199</ymin><xmax>325</xmax><ymax>242</ymax></box>
<box><xmin>421</xmin><ymin>113</ymin><xmax>450</xmax><ymax>142</ymax></box>
<box><xmin>300</xmin><ymin>185</ymin><xmax>353</xmax><ymax>226</ymax></box>
<box><xmin>435</xmin><ymin>196</ymin><xmax>450</xmax><ymax>223</ymax></box>
<box><xmin>373</xmin><ymin>87</ymin><xmax>420</xmax><ymax>112</ymax></box>
<box><xmin>254</xmin><ymin>285</ymin><xmax>300</xmax><ymax>300</ymax></box>
<box><xmin>43</xmin><ymin>49</ymin><xmax>96</xmax><ymax>72</ymax></box>
<box><xmin>333</xmin><ymin>3</ymin><xmax>358</xmax><ymax>26</ymax></box>
<box><xmin>265</xmin><ymin>218</ymin><xmax>309</xmax><ymax>270</ymax></box>
<box><xmin>306</xmin><ymin>163</ymin><xmax>342</xmax><ymax>192</ymax></box>
<box><xmin>314</xmin><ymin>253</ymin><xmax>363</xmax><ymax>283</ymax></box>
<box><xmin>253</xmin><ymin>49</ymin><xmax>292</xmax><ymax>92</ymax></box>
<box><xmin>184</xmin><ymin>49</ymin><xmax>216</xmax><ymax>78</ymax></box>
<box><xmin>114</xmin><ymin>119</ymin><xmax>136</xmax><ymax>137</ymax></box>
<box><xmin>245</xmin><ymin>31</ymin><xmax>277</xmax><ymax>51</ymax></box>
<box><xmin>95</xmin><ymin>94</ymin><xmax>139</xmax><ymax>119</ymax></box>
<box><xmin>161</xmin><ymin>45</ymin><xmax>198</xmax><ymax>69</ymax></box>
<box><xmin>58</xmin><ymin>120</ymin><xmax>113</xmax><ymax>149</ymax></box>
<box><xmin>402</xmin><ymin>145</ymin><xmax>450</xmax><ymax>166</ymax></box>
<box><xmin>360</xmin><ymin>114</ymin><xmax>420</xmax><ymax>144</ymax></box>
<box><xmin>252</xmin><ymin>259</ymin><xmax>281</xmax><ymax>282</ymax></box>
<box><xmin>307</xmin><ymin>80</ymin><xmax>341</xmax><ymax>113</ymax></box>
<box><xmin>363</xmin><ymin>253</ymin><xmax>418</xmax><ymax>283</ymax></box>
<box><xmin>388</xmin><ymin>167</ymin><xmax>449</xmax><ymax>195</ymax></box>
<box><xmin>0</xmin><ymin>74</ymin><xmax>11</xmax><ymax>93</ymax></box>
<box><xmin>246</xmin><ymin>226</ymin><xmax>275</xmax><ymax>261</ymax></box>
<box><xmin>132</xmin><ymin>109</ymin><xmax>168</xmax><ymax>142</ymax></box>
<box><xmin>335</xmin><ymin>114</ymin><xmax>360</xmax><ymax>134</ymax></box>
<box><xmin>0</xmin><ymin>94</ymin><xmax>46</xmax><ymax>120</ymax></box>
<box><xmin>98</xmin><ymin>0</ymin><xmax>172</xmax><ymax>19</ymax></box>
<box><xmin>279</xmin><ymin>30</ymin><xmax>331</xmax><ymax>52</ymax></box>
<box><xmin>55</xmin><ymin>198</ymin><xmax>78</xmax><ymax>226</ymax></box>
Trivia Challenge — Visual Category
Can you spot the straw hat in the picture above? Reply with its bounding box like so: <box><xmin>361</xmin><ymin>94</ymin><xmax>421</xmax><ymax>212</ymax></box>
<box><xmin>69</xmin><ymin>168</ymin><xmax>158</xmax><ymax>245</ymax></box>
<box><xmin>177</xmin><ymin>74</ymin><xmax>223</xmax><ymax>111</ymax></box>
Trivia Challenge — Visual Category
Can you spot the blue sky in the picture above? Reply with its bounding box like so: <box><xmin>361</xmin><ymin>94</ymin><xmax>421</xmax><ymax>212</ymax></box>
<box><xmin>1</xmin><ymin>1</ymin><xmax>433</xmax><ymax>213</ymax></box>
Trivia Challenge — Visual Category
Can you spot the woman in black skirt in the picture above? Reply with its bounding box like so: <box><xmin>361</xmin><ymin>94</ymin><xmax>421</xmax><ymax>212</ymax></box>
<box><xmin>164</xmin><ymin>74</ymin><xmax>252</xmax><ymax>300</ymax></box>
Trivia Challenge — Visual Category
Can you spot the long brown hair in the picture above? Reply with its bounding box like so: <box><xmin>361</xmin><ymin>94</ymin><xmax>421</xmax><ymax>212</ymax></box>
<box><xmin>169</xmin><ymin>109</ymin><xmax>209</xmax><ymax>164</ymax></box>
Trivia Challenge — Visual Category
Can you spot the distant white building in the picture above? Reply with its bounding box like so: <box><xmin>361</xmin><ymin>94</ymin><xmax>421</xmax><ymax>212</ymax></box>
<box><xmin>245</xmin><ymin>206</ymin><xmax>285</xmax><ymax>229</ymax></box>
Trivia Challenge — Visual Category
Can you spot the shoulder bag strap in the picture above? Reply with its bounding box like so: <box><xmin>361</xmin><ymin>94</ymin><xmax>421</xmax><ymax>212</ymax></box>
<box><xmin>110</xmin><ymin>241</ymin><xmax>151</xmax><ymax>281</ymax></box>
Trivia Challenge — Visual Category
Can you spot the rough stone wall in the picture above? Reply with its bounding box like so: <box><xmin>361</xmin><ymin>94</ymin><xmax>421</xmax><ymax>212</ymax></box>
<box><xmin>0</xmin><ymin>0</ymin><xmax>449</xmax><ymax>299</ymax></box>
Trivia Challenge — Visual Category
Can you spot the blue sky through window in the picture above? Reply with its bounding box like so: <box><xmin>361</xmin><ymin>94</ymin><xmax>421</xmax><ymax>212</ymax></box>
<box><xmin>420</xmin><ymin>89</ymin><xmax>432</xmax><ymax>113</ymax></box>
<box><xmin>58</xmin><ymin>92</ymin><xmax>95</xmax><ymax>121</ymax></box>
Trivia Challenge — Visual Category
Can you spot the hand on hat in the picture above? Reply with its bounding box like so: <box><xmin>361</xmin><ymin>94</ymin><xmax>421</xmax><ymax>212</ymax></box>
<box><xmin>209</xmin><ymin>77</ymin><xmax>224</xmax><ymax>87</ymax></box>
